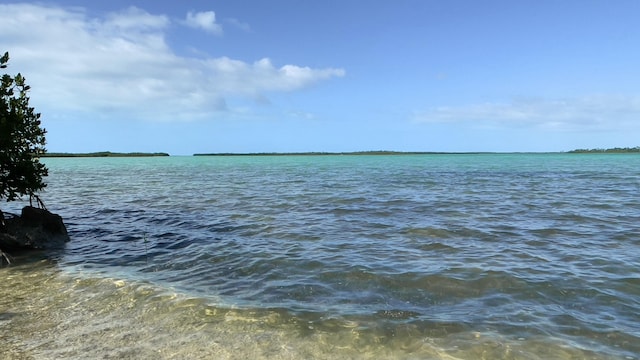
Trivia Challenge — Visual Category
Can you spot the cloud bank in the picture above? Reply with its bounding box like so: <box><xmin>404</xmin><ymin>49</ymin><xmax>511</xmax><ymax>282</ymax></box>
<box><xmin>0</xmin><ymin>4</ymin><xmax>345</xmax><ymax>121</ymax></box>
<box><xmin>414</xmin><ymin>96</ymin><xmax>640</xmax><ymax>132</ymax></box>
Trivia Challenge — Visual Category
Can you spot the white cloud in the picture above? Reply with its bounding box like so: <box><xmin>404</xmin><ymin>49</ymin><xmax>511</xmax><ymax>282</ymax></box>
<box><xmin>185</xmin><ymin>11</ymin><xmax>222</xmax><ymax>35</ymax></box>
<box><xmin>0</xmin><ymin>4</ymin><xmax>344</xmax><ymax>122</ymax></box>
<box><xmin>226</xmin><ymin>18</ymin><xmax>251</xmax><ymax>33</ymax></box>
<box><xmin>201</xmin><ymin>57</ymin><xmax>345</xmax><ymax>94</ymax></box>
<box><xmin>104</xmin><ymin>6</ymin><xmax>170</xmax><ymax>32</ymax></box>
<box><xmin>413</xmin><ymin>96</ymin><xmax>640</xmax><ymax>131</ymax></box>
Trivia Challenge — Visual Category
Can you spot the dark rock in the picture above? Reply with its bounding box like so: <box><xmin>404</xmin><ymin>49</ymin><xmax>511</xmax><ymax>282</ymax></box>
<box><xmin>20</xmin><ymin>206</ymin><xmax>68</xmax><ymax>236</ymax></box>
<box><xmin>0</xmin><ymin>206</ymin><xmax>69</xmax><ymax>250</ymax></box>
<box><xmin>0</xmin><ymin>208</ymin><xmax>6</xmax><ymax>233</ymax></box>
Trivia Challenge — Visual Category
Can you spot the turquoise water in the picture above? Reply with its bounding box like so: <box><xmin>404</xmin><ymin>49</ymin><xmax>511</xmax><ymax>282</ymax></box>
<box><xmin>1</xmin><ymin>153</ymin><xmax>639</xmax><ymax>359</ymax></box>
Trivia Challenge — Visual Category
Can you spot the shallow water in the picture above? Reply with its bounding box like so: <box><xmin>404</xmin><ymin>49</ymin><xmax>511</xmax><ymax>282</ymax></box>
<box><xmin>1</xmin><ymin>154</ymin><xmax>639</xmax><ymax>359</ymax></box>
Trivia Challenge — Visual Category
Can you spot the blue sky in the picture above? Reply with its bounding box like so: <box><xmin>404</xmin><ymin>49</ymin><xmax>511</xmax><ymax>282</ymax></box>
<box><xmin>1</xmin><ymin>1</ymin><xmax>638</xmax><ymax>154</ymax></box>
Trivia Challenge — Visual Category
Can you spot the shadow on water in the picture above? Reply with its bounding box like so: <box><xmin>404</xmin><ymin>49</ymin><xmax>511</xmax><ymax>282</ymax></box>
<box><xmin>0</xmin><ymin>246</ymin><xmax>67</xmax><ymax>268</ymax></box>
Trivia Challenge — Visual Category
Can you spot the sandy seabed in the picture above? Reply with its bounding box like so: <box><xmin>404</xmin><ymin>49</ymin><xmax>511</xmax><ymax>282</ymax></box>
<box><xmin>0</xmin><ymin>260</ymin><xmax>621</xmax><ymax>360</ymax></box>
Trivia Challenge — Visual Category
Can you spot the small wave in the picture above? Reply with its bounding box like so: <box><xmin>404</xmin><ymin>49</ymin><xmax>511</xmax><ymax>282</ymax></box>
<box><xmin>404</xmin><ymin>226</ymin><xmax>457</xmax><ymax>239</ymax></box>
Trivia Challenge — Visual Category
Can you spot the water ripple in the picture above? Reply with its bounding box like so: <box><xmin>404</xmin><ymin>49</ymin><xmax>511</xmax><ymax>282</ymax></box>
<box><xmin>12</xmin><ymin>154</ymin><xmax>635</xmax><ymax>358</ymax></box>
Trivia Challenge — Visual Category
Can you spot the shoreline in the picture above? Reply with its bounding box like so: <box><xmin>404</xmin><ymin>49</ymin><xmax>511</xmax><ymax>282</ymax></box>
<box><xmin>191</xmin><ymin>151</ymin><xmax>577</xmax><ymax>156</ymax></box>
<box><xmin>42</xmin><ymin>148</ymin><xmax>640</xmax><ymax>158</ymax></box>
<box><xmin>1</xmin><ymin>260</ymin><xmax>626</xmax><ymax>360</ymax></box>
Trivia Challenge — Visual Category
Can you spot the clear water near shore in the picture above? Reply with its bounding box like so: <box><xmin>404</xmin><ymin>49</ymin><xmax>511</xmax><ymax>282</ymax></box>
<box><xmin>1</xmin><ymin>153</ymin><xmax>639</xmax><ymax>359</ymax></box>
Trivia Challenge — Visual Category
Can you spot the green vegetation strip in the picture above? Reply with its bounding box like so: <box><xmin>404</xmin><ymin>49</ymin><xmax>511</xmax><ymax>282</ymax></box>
<box><xmin>193</xmin><ymin>151</ymin><xmax>495</xmax><ymax>156</ymax></box>
<box><xmin>43</xmin><ymin>152</ymin><xmax>170</xmax><ymax>157</ymax></box>
<box><xmin>567</xmin><ymin>147</ymin><xmax>640</xmax><ymax>153</ymax></box>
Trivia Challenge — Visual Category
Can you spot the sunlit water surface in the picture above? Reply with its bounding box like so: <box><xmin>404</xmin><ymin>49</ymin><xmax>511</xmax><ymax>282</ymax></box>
<box><xmin>1</xmin><ymin>154</ymin><xmax>639</xmax><ymax>359</ymax></box>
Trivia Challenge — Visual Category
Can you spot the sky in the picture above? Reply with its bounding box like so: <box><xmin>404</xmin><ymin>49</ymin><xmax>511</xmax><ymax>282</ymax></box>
<box><xmin>1</xmin><ymin>0</ymin><xmax>639</xmax><ymax>154</ymax></box>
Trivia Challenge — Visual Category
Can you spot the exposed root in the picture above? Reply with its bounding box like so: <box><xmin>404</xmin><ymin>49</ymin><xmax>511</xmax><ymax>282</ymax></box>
<box><xmin>0</xmin><ymin>248</ymin><xmax>12</xmax><ymax>265</ymax></box>
<box><xmin>29</xmin><ymin>193</ymin><xmax>47</xmax><ymax>210</ymax></box>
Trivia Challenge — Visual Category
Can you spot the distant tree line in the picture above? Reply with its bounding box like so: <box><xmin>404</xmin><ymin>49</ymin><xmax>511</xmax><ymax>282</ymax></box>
<box><xmin>193</xmin><ymin>151</ymin><xmax>491</xmax><ymax>156</ymax></box>
<box><xmin>568</xmin><ymin>147</ymin><xmax>640</xmax><ymax>153</ymax></box>
<box><xmin>43</xmin><ymin>151</ymin><xmax>170</xmax><ymax>157</ymax></box>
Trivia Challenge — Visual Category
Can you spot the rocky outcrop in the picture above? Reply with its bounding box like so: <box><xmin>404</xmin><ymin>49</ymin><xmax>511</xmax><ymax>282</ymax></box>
<box><xmin>0</xmin><ymin>206</ymin><xmax>69</xmax><ymax>250</ymax></box>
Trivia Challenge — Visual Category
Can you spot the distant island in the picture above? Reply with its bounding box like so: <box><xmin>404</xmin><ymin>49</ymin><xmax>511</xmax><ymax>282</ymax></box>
<box><xmin>43</xmin><ymin>151</ymin><xmax>170</xmax><ymax>157</ymax></box>
<box><xmin>41</xmin><ymin>148</ymin><xmax>640</xmax><ymax>158</ymax></box>
<box><xmin>193</xmin><ymin>151</ymin><xmax>494</xmax><ymax>156</ymax></box>
<box><xmin>567</xmin><ymin>147</ymin><xmax>640</xmax><ymax>153</ymax></box>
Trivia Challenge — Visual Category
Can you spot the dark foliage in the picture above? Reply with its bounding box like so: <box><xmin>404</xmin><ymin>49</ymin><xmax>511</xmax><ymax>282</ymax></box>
<box><xmin>568</xmin><ymin>147</ymin><xmax>640</xmax><ymax>153</ymax></box>
<box><xmin>0</xmin><ymin>52</ymin><xmax>48</xmax><ymax>202</ymax></box>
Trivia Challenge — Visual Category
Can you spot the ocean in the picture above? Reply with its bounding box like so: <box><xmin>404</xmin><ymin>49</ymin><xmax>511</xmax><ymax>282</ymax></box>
<box><xmin>1</xmin><ymin>153</ymin><xmax>638</xmax><ymax>359</ymax></box>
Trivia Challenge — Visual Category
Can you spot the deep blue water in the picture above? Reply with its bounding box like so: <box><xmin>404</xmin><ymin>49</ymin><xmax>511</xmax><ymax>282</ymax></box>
<box><xmin>2</xmin><ymin>153</ymin><xmax>639</xmax><ymax>359</ymax></box>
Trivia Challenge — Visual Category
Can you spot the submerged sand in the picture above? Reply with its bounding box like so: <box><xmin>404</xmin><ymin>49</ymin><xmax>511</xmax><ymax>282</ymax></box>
<box><xmin>0</xmin><ymin>259</ymin><xmax>614</xmax><ymax>360</ymax></box>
